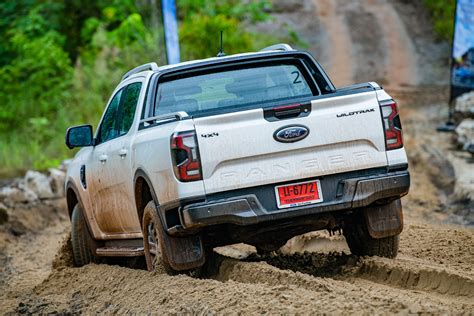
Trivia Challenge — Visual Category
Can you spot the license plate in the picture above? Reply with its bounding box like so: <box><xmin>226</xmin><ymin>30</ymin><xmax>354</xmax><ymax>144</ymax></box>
<box><xmin>275</xmin><ymin>180</ymin><xmax>323</xmax><ymax>209</ymax></box>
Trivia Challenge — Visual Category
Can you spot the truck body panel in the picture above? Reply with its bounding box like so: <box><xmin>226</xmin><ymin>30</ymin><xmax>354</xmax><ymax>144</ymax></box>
<box><xmin>194</xmin><ymin>91</ymin><xmax>388</xmax><ymax>194</ymax></box>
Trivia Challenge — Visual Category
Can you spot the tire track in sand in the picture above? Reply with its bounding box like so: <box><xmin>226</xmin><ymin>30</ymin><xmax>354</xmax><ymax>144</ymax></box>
<box><xmin>227</xmin><ymin>253</ymin><xmax>474</xmax><ymax>299</ymax></box>
<box><xmin>362</xmin><ymin>0</ymin><xmax>419</xmax><ymax>88</ymax></box>
<box><xmin>216</xmin><ymin>258</ymin><xmax>472</xmax><ymax>313</ymax></box>
<box><xmin>315</xmin><ymin>0</ymin><xmax>354</xmax><ymax>87</ymax></box>
<box><xmin>314</xmin><ymin>0</ymin><xmax>419</xmax><ymax>88</ymax></box>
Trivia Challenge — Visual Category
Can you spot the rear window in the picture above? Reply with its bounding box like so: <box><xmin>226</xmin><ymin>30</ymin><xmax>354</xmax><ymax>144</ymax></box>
<box><xmin>153</xmin><ymin>63</ymin><xmax>317</xmax><ymax>116</ymax></box>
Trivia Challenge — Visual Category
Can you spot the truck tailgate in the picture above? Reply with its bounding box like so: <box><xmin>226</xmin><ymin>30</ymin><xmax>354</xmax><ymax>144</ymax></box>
<box><xmin>193</xmin><ymin>91</ymin><xmax>387</xmax><ymax>194</ymax></box>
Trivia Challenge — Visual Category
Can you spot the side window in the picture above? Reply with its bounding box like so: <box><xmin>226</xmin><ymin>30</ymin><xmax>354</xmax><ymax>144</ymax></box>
<box><xmin>98</xmin><ymin>89</ymin><xmax>123</xmax><ymax>144</ymax></box>
<box><xmin>119</xmin><ymin>82</ymin><xmax>142</xmax><ymax>136</ymax></box>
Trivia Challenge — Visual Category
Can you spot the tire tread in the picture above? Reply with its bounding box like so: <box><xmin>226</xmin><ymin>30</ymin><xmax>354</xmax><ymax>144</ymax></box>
<box><xmin>344</xmin><ymin>212</ymin><xmax>399</xmax><ymax>258</ymax></box>
<box><xmin>71</xmin><ymin>204</ymin><xmax>97</xmax><ymax>266</ymax></box>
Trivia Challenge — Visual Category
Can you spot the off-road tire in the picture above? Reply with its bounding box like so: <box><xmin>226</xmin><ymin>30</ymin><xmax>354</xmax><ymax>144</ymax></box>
<box><xmin>142</xmin><ymin>200</ymin><xmax>176</xmax><ymax>274</ymax></box>
<box><xmin>71</xmin><ymin>204</ymin><xmax>100</xmax><ymax>266</ymax></box>
<box><xmin>142</xmin><ymin>201</ymin><xmax>215</xmax><ymax>277</ymax></box>
<box><xmin>344</xmin><ymin>212</ymin><xmax>399</xmax><ymax>258</ymax></box>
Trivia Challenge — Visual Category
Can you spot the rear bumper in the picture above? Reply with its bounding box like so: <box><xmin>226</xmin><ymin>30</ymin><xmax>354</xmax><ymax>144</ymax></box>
<box><xmin>180</xmin><ymin>169</ymin><xmax>410</xmax><ymax>229</ymax></box>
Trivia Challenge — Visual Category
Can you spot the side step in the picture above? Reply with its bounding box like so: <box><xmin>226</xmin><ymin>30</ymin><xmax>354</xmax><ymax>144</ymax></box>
<box><xmin>95</xmin><ymin>246</ymin><xmax>144</xmax><ymax>257</ymax></box>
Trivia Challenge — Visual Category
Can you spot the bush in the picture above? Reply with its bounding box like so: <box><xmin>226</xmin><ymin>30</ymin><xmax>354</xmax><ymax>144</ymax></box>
<box><xmin>0</xmin><ymin>0</ymin><xmax>280</xmax><ymax>177</ymax></box>
<box><xmin>424</xmin><ymin>0</ymin><xmax>455</xmax><ymax>40</ymax></box>
<box><xmin>0</xmin><ymin>6</ymin><xmax>73</xmax><ymax>175</ymax></box>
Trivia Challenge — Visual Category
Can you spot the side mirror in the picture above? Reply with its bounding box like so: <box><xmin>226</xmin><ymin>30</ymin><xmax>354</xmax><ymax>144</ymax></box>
<box><xmin>66</xmin><ymin>125</ymin><xmax>93</xmax><ymax>149</ymax></box>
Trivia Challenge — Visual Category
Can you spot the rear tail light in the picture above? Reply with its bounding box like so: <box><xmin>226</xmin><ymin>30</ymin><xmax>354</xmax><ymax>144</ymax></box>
<box><xmin>171</xmin><ymin>131</ymin><xmax>202</xmax><ymax>182</ymax></box>
<box><xmin>380</xmin><ymin>100</ymin><xmax>403</xmax><ymax>150</ymax></box>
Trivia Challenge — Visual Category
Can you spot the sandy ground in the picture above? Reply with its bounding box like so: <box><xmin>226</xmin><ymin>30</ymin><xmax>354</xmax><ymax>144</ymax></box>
<box><xmin>1</xmin><ymin>218</ymin><xmax>472</xmax><ymax>313</ymax></box>
<box><xmin>1</xmin><ymin>0</ymin><xmax>473</xmax><ymax>314</ymax></box>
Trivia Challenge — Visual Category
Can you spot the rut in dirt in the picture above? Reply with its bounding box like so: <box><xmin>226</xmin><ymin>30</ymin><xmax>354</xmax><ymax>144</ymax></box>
<box><xmin>11</xmin><ymin>223</ymin><xmax>472</xmax><ymax>314</ymax></box>
<box><xmin>222</xmin><ymin>245</ymin><xmax>474</xmax><ymax>299</ymax></box>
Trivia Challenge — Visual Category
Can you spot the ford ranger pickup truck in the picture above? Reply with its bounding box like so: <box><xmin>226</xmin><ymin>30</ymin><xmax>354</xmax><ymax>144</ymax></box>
<box><xmin>65</xmin><ymin>43</ymin><xmax>410</xmax><ymax>274</ymax></box>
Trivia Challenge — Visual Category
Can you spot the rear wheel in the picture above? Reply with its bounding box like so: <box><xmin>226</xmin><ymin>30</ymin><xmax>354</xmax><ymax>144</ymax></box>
<box><xmin>142</xmin><ymin>200</ymin><xmax>217</xmax><ymax>277</ymax></box>
<box><xmin>71</xmin><ymin>204</ymin><xmax>100</xmax><ymax>266</ymax></box>
<box><xmin>142</xmin><ymin>201</ymin><xmax>175</xmax><ymax>274</ymax></box>
<box><xmin>343</xmin><ymin>210</ymin><xmax>399</xmax><ymax>258</ymax></box>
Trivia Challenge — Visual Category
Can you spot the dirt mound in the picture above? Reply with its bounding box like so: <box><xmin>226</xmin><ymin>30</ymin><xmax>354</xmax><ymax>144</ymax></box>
<box><xmin>0</xmin><ymin>199</ymin><xmax>69</xmax><ymax>313</ymax></box>
<box><xmin>2</xmin><ymin>222</ymin><xmax>472</xmax><ymax>314</ymax></box>
<box><xmin>51</xmin><ymin>233</ymin><xmax>74</xmax><ymax>270</ymax></box>
<box><xmin>0</xmin><ymin>199</ymin><xmax>67</xmax><ymax>237</ymax></box>
<box><xmin>357</xmin><ymin>257</ymin><xmax>474</xmax><ymax>297</ymax></box>
<box><xmin>400</xmin><ymin>224</ymin><xmax>474</xmax><ymax>274</ymax></box>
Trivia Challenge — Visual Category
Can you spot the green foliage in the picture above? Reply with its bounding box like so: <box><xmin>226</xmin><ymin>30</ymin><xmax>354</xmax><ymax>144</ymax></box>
<box><xmin>180</xmin><ymin>15</ymin><xmax>252</xmax><ymax>59</ymax></box>
<box><xmin>0</xmin><ymin>0</ymin><xmax>283</xmax><ymax>177</ymax></box>
<box><xmin>0</xmin><ymin>2</ymin><xmax>73</xmax><ymax>175</ymax></box>
<box><xmin>177</xmin><ymin>0</ymin><xmax>271</xmax><ymax>23</ymax></box>
<box><xmin>71</xmin><ymin>21</ymin><xmax>164</xmax><ymax>127</ymax></box>
<box><xmin>178</xmin><ymin>0</ymin><xmax>276</xmax><ymax>60</ymax></box>
<box><xmin>424</xmin><ymin>0</ymin><xmax>455</xmax><ymax>40</ymax></box>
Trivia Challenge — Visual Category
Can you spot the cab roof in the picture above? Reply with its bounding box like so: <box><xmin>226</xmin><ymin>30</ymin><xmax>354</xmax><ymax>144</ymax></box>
<box><xmin>122</xmin><ymin>44</ymin><xmax>298</xmax><ymax>81</ymax></box>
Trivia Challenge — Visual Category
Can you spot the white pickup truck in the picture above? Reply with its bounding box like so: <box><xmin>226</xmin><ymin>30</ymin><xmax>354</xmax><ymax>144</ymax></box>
<box><xmin>65</xmin><ymin>44</ymin><xmax>410</xmax><ymax>274</ymax></box>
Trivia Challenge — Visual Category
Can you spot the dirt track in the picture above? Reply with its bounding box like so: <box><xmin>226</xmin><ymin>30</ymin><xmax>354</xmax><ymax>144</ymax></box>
<box><xmin>1</xmin><ymin>219</ymin><xmax>473</xmax><ymax>314</ymax></box>
<box><xmin>1</xmin><ymin>0</ymin><xmax>473</xmax><ymax>314</ymax></box>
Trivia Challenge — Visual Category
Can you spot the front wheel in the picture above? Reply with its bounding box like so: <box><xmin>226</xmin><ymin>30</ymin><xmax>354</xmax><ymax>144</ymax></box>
<box><xmin>71</xmin><ymin>203</ymin><xmax>100</xmax><ymax>266</ymax></box>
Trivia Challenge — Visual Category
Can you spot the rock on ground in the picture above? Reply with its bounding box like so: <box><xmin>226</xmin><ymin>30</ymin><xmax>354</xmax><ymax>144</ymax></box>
<box><xmin>455</xmin><ymin>119</ymin><xmax>474</xmax><ymax>151</ymax></box>
<box><xmin>0</xmin><ymin>168</ymin><xmax>66</xmax><ymax>208</ymax></box>
<box><xmin>47</xmin><ymin>168</ymin><xmax>66</xmax><ymax>198</ymax></box>
<box><xmin>0</xmin><ymin>186</ymin><xmax>38</xmax><ymax>205</ymax></box>
<box><xmin>24</xmin><ymin>171</ymin><xmax>54</xmax><ymax>200</ymax></box>
<box><xmin>454</xmin><ymin>91</ymin><xmax>474</xmax><ymax>118</ymax></box>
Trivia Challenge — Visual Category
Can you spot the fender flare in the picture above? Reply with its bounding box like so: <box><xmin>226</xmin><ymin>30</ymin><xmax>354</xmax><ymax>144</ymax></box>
<box><xmin>133</xmin><ymin>169</ymin><xmax>161</xmax><ymax>224</ymax></box>
<box><xmin>65</xmin><ymin>181</ymin><xmax>84</xmax><ymax>218</ymax></box>
<box><xmin>133</xmin><ymin>169</ymin><xmax>159</xmax><ymax>204</ymax></box>
<box><xmin>65</xmin><ymin>180</ymin><xmax>98</xmax><ymax>240</ymax></box>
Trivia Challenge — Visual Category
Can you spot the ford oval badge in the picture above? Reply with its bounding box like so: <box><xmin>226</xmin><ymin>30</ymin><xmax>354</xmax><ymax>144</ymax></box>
<box><xmin>274</xmin><ymin>125</ymin><xmax>309</xmax><ymax>143</ymax></box>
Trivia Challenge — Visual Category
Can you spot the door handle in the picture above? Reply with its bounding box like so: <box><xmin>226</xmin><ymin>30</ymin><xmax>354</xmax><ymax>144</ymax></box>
<box><xmin>99</xmin><ymin>154</ymin><xmax>108</xmax><ymax>163</ymax></box>
<box><xmin>118</xmin><ymin>148</ymin><xmax>128</xmax><ymax>159</ymax></box>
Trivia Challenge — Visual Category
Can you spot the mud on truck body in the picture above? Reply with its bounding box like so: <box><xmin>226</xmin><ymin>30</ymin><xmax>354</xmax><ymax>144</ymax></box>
<box><xmin>65</xmin><ymin>44</ymin><xmax>409</xmax><ymax>274</ymax></box>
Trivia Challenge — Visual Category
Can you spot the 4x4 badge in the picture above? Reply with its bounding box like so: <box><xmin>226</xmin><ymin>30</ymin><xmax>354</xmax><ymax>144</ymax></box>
<box><xmin>201</xmin><ymin>132</ymin><xmax>219</xmax><ymax>138</ymax></box>
<box><xmin>274</xmin><ymin>125</ymin><xmax>309</xmax><ymax>143</ymax></box>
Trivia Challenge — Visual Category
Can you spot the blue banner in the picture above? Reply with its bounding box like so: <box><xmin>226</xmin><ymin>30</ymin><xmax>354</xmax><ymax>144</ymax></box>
<box><xmin>162</xmin><ymin>0</ymin><xmax>180</xmax><ymax>64</ymax></box>
<box><xmin>451</xmin><ymin>0</ymin><xmax>474</xmax><ymax>100</ymax></box>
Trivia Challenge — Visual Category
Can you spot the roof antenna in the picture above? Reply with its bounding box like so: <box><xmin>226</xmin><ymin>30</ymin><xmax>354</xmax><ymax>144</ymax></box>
<box><xmin>217</xmin><ymin>30</ymin><xmax>226</xmax><ymax>57</ymax></box>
